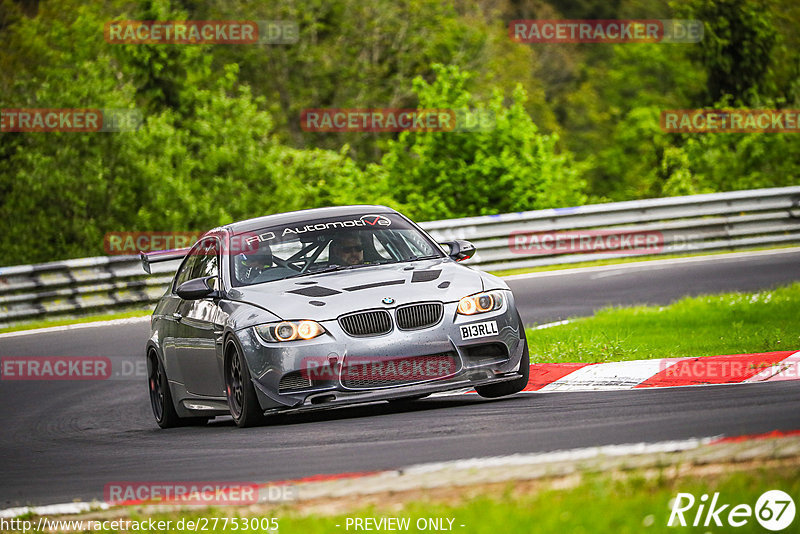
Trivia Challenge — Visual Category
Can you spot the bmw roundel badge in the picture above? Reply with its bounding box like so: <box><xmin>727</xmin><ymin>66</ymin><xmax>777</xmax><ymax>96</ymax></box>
<box><xmin>382</xmin><ymin>297</ymin><xmax>395</xmax><ymax>305</ymax></box>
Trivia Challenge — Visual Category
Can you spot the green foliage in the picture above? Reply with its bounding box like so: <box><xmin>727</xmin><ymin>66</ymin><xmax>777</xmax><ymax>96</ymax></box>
<box><xmin>1</xmin><ymin>0</ymin><xmax>799</xmax><ymax>266</ymax></box>
<box><xmin>376</xmin><ymin>65</ymin><xmax>586</xmax><ymax>220</ymax></box>
<box><xmin>200</xmin><ymin>0</ymin><xmax>533</xmax><ymax>163</ymax></box>
<box><xmin>676</xmin><ymin>126</ymin><xmax>800</xmax><ymax>192</ymax></box>
<box><xmin>674</xmin><ymin>0</ymin><xmax>784</xmax><ymax>104</ymax></box>
<box><xmin>0</xmin><ymin>0</ymin><xmax>379</xmax><ymax>264</ymax></box>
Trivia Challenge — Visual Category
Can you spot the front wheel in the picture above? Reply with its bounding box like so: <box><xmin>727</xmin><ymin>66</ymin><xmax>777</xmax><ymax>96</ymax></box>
<box><xmin>475</xmin><ymin>318</ymin><xmax>530</xmax><ymax>398</ymax></box>
<box><xmin>225</xmin><ymin>340</ymin><xmax>267</xmax><ymax>428</ymax></box>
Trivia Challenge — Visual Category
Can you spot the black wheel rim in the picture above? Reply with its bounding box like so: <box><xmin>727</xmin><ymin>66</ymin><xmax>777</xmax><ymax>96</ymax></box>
<box><xmin>149</xmin><ymin>359</ymin><xmax>164</xmax><ymax>421</ymax></box>
<box><xmin>226</xmin><ymin>348</ymin><xmax>244</xmax><ymax>419</ymax></box>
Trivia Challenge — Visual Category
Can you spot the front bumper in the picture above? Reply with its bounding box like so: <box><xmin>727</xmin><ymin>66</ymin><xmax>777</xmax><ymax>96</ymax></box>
<box><xmin>235</xmin><ymin>293</ymin><xmax>525</xmax><ymax>412</ymax></box>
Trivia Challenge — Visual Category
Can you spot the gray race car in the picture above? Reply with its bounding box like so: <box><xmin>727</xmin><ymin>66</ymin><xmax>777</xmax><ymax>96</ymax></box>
<box><xmin>142</xmin><ymin>205</ymin><xmax>529</xmax><ymax>428</ymax></box>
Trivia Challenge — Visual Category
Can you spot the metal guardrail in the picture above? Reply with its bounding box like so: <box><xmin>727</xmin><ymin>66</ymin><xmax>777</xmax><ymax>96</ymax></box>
<box><xmin>422</xmin><ymin>186</ymin><xmax>800</xmax><ymax>271</ymax></box>
<box><xmin>1</xmin><ymin>186</ymin><xmax>799</xmax><ymax>326</ymax></box>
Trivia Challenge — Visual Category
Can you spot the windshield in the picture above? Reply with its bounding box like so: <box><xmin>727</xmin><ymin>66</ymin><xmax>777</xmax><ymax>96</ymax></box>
<box><xmin>230</xmin><ymin>213</ymin><xmax>443</xmax><ymax>287</ymax></box>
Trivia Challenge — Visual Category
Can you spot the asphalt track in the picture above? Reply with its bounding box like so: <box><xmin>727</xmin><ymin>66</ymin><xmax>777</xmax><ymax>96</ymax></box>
<box><xmin>1</xmin><ymin>249</ymin><xmax>799</xmax><ymax>508</ymax></box>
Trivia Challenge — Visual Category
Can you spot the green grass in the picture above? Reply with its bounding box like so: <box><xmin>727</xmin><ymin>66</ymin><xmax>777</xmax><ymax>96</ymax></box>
<box><xmin>60</xmin><ymin>461</ymin><xmax>799</xmax><ymax>533</ymax></box>
<box><xmin>488</xmin><ymin>244</ymin><xmax>799</xmax><ymax>277</ymax></box>
<box><xmin>526</xmin><ymin>282</ymin><xmax>800</xmax><ymax>364</ymax></box>
<box><xmin>0</xmin><ymin>309</ymin><xmax>151</xmax><ymax>334</ymax></box>
<box><xmin>279</xmin><ymin>467</ymin><xmax>799</xmax><ymax>534</ymax></box>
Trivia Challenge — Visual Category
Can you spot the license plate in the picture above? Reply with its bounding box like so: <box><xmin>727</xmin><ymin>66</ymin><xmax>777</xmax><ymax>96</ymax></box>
<box><xmin>460</xmin><ymin>320</ymin><xmax>499</xmax><ymax>340</ymax></box>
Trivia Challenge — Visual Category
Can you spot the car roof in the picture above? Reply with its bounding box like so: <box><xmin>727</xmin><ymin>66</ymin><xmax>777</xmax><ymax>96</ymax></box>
<box><xmin>223</xmin><ymin>205</ymin><xmax>399</xmax><ymax>234</ymax></box>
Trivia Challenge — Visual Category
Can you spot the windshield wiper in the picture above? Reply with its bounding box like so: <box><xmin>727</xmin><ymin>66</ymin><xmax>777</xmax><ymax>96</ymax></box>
<box><xmin>282</xmin><ymin>265</ymin><xmax>346</xmax><ymax>279</ymax></box>
<box><xmin>285</xmin><ymin>262</ymin><xmax>386</xmax><ymax>279</ymax></box>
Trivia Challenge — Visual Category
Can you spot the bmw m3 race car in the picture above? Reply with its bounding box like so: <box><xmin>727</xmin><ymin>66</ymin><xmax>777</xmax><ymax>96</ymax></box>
<box><xmin>142</xmin><ymin>206</ymin><xmax>529</xmax><ymax>428</ymax></box>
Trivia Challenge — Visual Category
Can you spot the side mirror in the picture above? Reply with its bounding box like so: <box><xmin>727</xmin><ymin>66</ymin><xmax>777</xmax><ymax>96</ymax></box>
<box><xmin>176</xmin><ymin>276</ymin><xmax>222</xmax><ymax>300</ymax></box>
<box><xmin>442</xmin><ymin>240</ymin><xmax>476</xmax><ymax>262</ymax></box>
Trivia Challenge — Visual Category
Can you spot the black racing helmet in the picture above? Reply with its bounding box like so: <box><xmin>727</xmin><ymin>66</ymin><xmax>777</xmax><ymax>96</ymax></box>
<box><xmin>238</xmin><ymin>241</ymin><xmax>272</xmax><ymax>268</ymax></box>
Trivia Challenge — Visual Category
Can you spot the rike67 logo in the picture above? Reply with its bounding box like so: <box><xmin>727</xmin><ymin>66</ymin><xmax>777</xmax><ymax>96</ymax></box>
<box><xmin>668</xmin><ymin>490</ymin><xmax>796</xmax><ymax>531</ymax></box>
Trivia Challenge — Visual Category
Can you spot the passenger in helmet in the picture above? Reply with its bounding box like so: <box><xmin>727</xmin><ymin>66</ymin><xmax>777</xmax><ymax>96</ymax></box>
<box><xmin>235</xmin><ymin>242</ymin><xmax>272</xmax><ymax>284</ymax></box>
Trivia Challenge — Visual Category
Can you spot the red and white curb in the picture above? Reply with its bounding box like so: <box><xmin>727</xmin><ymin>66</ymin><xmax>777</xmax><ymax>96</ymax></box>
<box><xmin>519</xmin><ymin>350</ymin><xmax>800</xmax><ymax>393</ymax></box>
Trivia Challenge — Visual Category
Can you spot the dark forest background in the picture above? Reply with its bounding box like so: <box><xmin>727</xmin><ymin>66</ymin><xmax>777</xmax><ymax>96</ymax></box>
<box><xmin>1</xmin><ymin>0</ymin><xmax>798</xmax><ymax>264</ymax></box>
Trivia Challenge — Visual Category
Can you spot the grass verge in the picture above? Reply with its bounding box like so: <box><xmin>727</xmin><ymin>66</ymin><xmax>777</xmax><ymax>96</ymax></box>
<box><xmin>526</xmin><ymin>282</ymin><xmax>800</xmax><ymax>363</ymax></box>
<box><xmin>0</xmin><ymin>309</ymin><xmax>151</xmax><ymax>334</ymax></box>
<box><xmin>265</xmin><ymin>463</ymin><xmax>799</xmax><ymax>534</ymax></box>
<box><xmin>32</xmin><ymin>457</ymin><xmax>798</xmax><ymax>533</ymax></box>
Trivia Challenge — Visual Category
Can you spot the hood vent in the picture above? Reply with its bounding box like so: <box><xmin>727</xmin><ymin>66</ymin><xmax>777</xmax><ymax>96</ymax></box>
<box><xmin>344</xmin><ymin>279</ymin><xmax>405</xmax><ymax>292</ymax></box>
<box><xmin>287</xmin><ymin>286</ymin><xmax>341</xmax><ymax>297</ymax></box>
<box><xmin>411</xmin><ymin>270</ymin><xmax>441</xmax><ymax>283</ymax></box>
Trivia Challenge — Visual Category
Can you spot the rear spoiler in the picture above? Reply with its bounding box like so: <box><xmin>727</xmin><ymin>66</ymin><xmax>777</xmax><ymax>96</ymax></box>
<box><xmin>139</xmin><ymin>248</ymin><xmax>191</xmax><ymax>274</ymax></box>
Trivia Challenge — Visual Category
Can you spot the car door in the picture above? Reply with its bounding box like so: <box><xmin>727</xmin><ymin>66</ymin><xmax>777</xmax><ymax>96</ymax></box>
<box><xmin>159</xmin><ymin>247</ymin><xmax>199</xmax><ymax>389</ymax></box>
<box><xmin>173</xmin><ymin>236</ymin><xmax>227</xmax><ymax>397</ymax></box>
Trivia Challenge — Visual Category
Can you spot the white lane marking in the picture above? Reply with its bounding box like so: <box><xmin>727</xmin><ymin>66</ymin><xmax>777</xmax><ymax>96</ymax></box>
<box><xmin>0</xmin><ymin>502</ymin><xmax>109</xmax><ymax>518</ymax></box>
<box><xmin>501</xmin><ymin>247</ymin><xmax>800</xmax><ymax>281</ymax></box>
<box><xmin>537</xmin><ymin>359</ymin><xmax>674</xmax><ymax>392</ymax></box>
<box><xmin>532</xmin><ymin>319</ymin><xmax>570</xmax><ymax>330</ymax></box>
<box><xmin>401</xmin><ymin>437</ymin><xmax>716</xmax><ymax>475</ymax></box>
<box><xmin>0</xmin><ymin>316</ymin><xmax>150</xmax><ymax>339</ymax></box>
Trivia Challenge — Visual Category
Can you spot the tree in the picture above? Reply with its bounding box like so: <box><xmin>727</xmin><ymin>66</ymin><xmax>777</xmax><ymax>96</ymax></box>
<box><xmin>674</xmin><ymin>0</ymin><xmax>782</xmax><ymax>104</ymax></box>
<box><xmin>374</xmin><ymin>64</ymin><xmax>586</xmax><ymax>221</ymax></box>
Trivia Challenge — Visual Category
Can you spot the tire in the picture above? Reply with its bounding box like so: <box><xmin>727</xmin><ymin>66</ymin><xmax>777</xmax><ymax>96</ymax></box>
<box><xmin>148</xmin><ymin>351</ymin><xmax>211</xmax><ymax>428</ymax></box>
<box><xmin>224</xmin><ymin>340</ymin><xmax>267</xmax><ymax>428</ymax></box>
<box><xmin>475</xmin><ymin>316</ymin><xmax>530</xmax><ymax>399</ymax></box>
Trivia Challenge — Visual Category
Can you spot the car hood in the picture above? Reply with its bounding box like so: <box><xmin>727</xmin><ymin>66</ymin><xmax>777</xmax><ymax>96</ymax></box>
<box><xmin>226</xmin><ymin>259</ymin><xmax>486</xmax><ymax>321</ymax></box>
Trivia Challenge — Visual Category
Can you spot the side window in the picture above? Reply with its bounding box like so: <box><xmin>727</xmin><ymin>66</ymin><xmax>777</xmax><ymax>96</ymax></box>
<box><xmin>173</xmin><ymin>238</ymin><xmax>219</xmax><ymax>292</ymax></box>
<box><xmin>173</xmin><ymin>254</ymin><xmax>200</xmax><ymax>291</ymax></box>
<box><xmin>191</xmin><ymin>238</ymin><xmax>219</xmax><ymax>280</ymax></box>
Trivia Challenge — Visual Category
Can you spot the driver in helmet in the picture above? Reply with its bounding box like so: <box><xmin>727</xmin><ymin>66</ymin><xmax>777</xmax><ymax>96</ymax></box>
<box><xmin>329</xmin><ymin>232</ymin><xmax>364</xmax><ymax>266</ymax></box>
<box><xmin>234</xmin><ymin>241</ymin><xmax>272</xmax><ymax>284</ymax></box>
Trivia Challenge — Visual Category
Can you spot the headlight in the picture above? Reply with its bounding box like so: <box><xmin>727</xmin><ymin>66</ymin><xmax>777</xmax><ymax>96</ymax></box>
<box><xmin>457</xmin><ymin>290</ymin><xmax>505</xmax><ymax>315</ymax></box>
<box><xmin>255</xmin><ymin>321</ymin><xmax>326</xmax><ymax>342</ymax></box>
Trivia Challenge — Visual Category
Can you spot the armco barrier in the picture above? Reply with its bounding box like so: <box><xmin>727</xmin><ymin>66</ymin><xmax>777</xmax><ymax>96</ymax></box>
<box><xmin>1</xmin><ymin>186</ymin><xmax>799</xmax><ymax>326</ymax></box>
